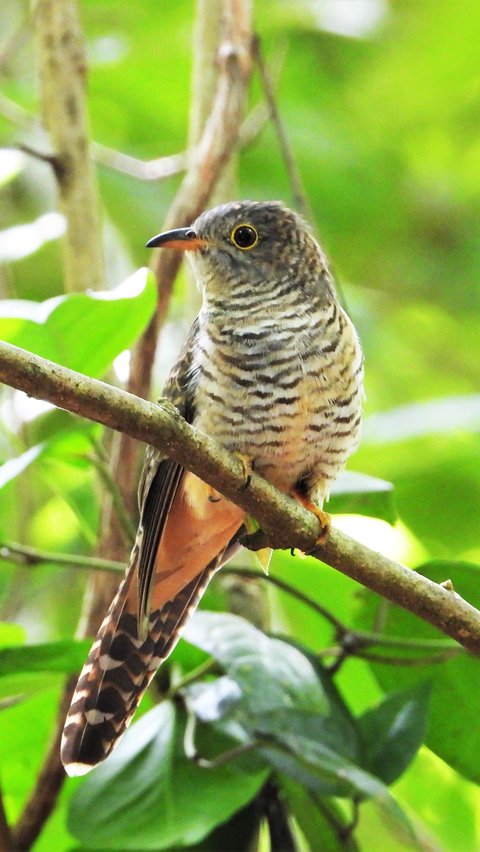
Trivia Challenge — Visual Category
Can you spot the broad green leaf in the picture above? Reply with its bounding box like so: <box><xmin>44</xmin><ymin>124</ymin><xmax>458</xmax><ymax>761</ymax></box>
<box><xmin>184</xmin><ymin>614</ymin><xmax>368</xmax><ymax>796</ymax></box>
<box><xmin>261</xmin><ymin>733</ymin><xmax>418</xmax><ymax>845</ymax></box>
<box><xmin>328</xmin><ymin>471</ymin><xmax>397</xmax><ymax>524</ymax></box>
<box><xmin>260</xmin><ymin>633</ymin><xmax>365</xmax><ymax>773</ymax></box>
<box><xmin>183</xmin><ymin>611</ymin><xmax>329</xmax><ymax>720</ymax></box>
<box><xmin>259</xmin><ymin>729</ymin><xmax>392</xmax><ymax>801</ymax></box>
<box><xmin>68</xmin><ymin>700</ymin><xmax>267</xmax><ymax>850</ymax></box>
<box><xmin>0</xmin><ymin>638</ymin><xmax>91</xmax><ymax>676</ymax></box>
<box><xmin>357</xmin><ymin>683</ymin><xmax>431</xmax><ymax>785</ymax></box>
<box><xmin>352</xmin><ymin>559</ymin><xmax>480</xmax><ymax>784</ymax></box>
<box><xmin>0</xmin><ymin>268</ymin><xmax>156</xmax><ymax>378</ymax></box>
<box><xmin>0</xmin><ymin>680</ymin><xmax>65</xmax><ymax>820</ymax></box>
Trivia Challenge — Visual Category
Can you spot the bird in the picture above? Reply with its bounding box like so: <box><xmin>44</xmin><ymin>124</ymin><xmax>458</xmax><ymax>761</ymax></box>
<box><xmin>61</xmin><ymin>200</ymin><xmax>364</xmax><ymax>776</ymax></box>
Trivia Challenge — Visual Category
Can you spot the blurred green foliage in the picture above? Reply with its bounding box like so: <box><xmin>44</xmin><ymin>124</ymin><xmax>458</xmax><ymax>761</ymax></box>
<box><xmin>0</xmin><ymin>0</ymin><xmax>479</xmax><ymax>849</ymax></box>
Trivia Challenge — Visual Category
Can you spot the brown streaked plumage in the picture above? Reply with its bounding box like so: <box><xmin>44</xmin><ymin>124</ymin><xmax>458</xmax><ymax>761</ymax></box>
<box><xmin>61</xmin><ymin>200</ymin><xmax>363</xmax><ymax>775</ymax></box>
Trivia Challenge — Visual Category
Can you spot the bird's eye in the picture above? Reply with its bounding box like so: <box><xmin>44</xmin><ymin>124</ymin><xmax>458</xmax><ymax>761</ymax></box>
<box><xmin>231</xmin><ymin>224</ymin><xmax>259</xmax><ymax>250</ymax></box>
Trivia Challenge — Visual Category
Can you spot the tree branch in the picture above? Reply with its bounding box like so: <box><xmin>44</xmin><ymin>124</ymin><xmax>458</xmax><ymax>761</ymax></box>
<box><xmin>1</xmin><ymin>339</ymin><xmax>480</xmax><ymax>655</ymax></box>
<box><xmin>33</xmin><ymin>0</ymin><xmax>104</xmax><ymax>292</ymax></box>
<box><xmin>0</xmin><ymin>541</ymin><xmax>124</xmax><ymax>574</ymax></box>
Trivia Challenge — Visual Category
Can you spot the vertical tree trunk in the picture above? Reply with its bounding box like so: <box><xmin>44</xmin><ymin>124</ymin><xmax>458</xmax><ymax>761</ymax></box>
<box><xmin>33</xmin><ymin>0</ymin><xmax>104</xmax><ymax>292</ymax></box>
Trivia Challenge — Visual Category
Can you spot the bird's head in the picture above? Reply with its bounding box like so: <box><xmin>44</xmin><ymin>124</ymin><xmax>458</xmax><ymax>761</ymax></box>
<box><xmin>146</xmin><ymin>200</ymin><xmax>332</xmax><ymax>304</ymax></box>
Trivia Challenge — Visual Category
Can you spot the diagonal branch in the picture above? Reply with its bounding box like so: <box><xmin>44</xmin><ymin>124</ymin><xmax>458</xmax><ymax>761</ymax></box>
<box><xmin>1</xmin><ymin>339</ymin><xmax>480</xmax><ymax>655</ymax></box>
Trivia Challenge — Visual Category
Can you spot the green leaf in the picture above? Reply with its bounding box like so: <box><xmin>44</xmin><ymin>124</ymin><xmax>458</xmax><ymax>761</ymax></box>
<box><xmin>263</xmin><ymin>734</ymin><xmax>418</xmax><ymax>846</ymax></box>
<box><xmin>0</xmin><ymin>639</ymin><xmax>91</xmax><ymax>676</ymax></box>
<box><xmin>184</xmin><ymin>614</ymin><xmax>370</xmax><ymax>796</ymax></box>
<box><xmin>0</xmin><ymin>621</ymin><xmax>26</xmax><ymax>647</ymax></box>
<box><xmin>68</xmin><ymin>701</ymin><xmax>267</xmax><ymax>850</ymax></box>
<box><xmin>0</xmin><ymin>679</ymin><xmax>66</xmax><ymax>821</ymax></box>
<box><xmin>328</xmin><ymin>471</ymin><xmax>397</xmax><ymax>524</ymax></box>
<box><xmin>266</xmin><ymin>635</ymin><xmax>361</xmax><ymax>761</ymax></box>
<box><xmin>0</xmin><ymin>268</ymin><xmax>156</xmax><ymax>378</ymax></box>
<box><xmin>356</xmin><ymin>431</ymin><xmax>480</xmax><ymax>557</ymax></box>
<box><xmin>182</xmin><ymin>676</ymin><xmax>243</xmax><ymax>723</ymax></box>
<box><xmin>357</xmin><ymin>683</ymin><xmax>431</xmax><ymax>785</ymax></box>
<box><xmin>184</xmin><ymin>611</ymin><xmax>329</xmax><ymax>721</ymax></box>
<box><xmin>259</xmin><ymin>729</ymin><xmax>392</xmax><ymax>801</ymax></box>
<box><xmin>352</xmin><ymin>559</ymin><xmax>480</xmax><ymax>784</ymax></box>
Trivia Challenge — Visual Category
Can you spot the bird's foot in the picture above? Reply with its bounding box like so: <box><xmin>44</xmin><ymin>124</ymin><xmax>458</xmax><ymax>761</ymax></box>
<box><xmin>291</xmin><ymin>491</ymin><xmax>331</xmax><ymax>548</ymax></box>
<box><xmin>234</xmin><ymin>453</ymin><xmax>255</xmax><ymax>489</ymax></box>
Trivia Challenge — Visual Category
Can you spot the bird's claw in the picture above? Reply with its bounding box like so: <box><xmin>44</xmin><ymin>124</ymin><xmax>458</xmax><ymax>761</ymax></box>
<box><xmin>234</xmin><ymin>453</ymin><xmax>255</xmax><ymax>489</ymax></box>
<box><xmin>291</xmin><ymin>491</ymin><xmax>331</xmax><ymax>548</ymax></box>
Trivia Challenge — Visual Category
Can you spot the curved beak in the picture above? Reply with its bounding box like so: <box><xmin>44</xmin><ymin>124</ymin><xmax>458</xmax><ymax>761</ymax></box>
<box><xmin>146</xmin><ymin>227</ymin><xmax>206</xmax><ymax>251</ymax></box>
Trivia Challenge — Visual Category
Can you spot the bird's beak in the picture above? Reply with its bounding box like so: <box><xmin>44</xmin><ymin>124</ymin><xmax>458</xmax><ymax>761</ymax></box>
<box><xmin>146</xmin><ymin>227</ymin><xmax>207</xmax><ymax>251</ymax></box>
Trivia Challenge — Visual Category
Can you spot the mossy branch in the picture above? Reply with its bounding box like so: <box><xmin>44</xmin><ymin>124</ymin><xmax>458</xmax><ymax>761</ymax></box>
<box><xmin>1</xmin><ymin>338</ymin><xmax>480</xmax><ymax>655</ymax></box>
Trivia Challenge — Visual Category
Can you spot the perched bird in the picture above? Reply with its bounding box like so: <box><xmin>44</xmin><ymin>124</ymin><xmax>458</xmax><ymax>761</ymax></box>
<box><xmin>61</xmin><ymin>200</ymin><xmax>363</xmax><ymax>776</ymax></box>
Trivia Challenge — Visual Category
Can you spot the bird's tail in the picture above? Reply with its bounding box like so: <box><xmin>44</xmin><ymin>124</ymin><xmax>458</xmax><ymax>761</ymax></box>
<box><xmin>61</xmin><ymin>564</ymin><xmax>215</xmax><ymax>776</ymax></box>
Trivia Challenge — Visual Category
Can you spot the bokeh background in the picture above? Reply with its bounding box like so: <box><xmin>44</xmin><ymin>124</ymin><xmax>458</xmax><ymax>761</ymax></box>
<box><xmin>0</xmin><ymin>0</ymin><xmax>479</xmax><ymax>849</ymax></box>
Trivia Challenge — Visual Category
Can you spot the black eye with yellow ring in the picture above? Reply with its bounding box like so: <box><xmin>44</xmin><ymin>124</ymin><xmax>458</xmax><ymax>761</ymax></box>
<box><xmin>231</xmin><ymin>223</ymin><xmax>259</xmax><ymax>250</ymax></box>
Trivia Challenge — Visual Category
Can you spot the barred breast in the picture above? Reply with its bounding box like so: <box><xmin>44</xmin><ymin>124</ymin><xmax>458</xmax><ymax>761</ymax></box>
<box><xmin>191</xmin><ymin>289</ymin><xmax>363</xmax><ymax>505</ymax></box>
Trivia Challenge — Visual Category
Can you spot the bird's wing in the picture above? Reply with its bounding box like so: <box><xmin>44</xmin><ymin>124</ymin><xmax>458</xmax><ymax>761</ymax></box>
<box><xmin>61</xmin><ymin>318</ymin><xmax>245</xmax><ymax>776</ymax></box>
<box><xmin>135</xmin><ymin>315</ymin><xmax>200</xmax><ymax>630</ymax></box>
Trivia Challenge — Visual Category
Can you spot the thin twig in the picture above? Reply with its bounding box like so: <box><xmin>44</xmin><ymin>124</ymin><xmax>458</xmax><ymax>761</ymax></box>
<box><xmin>350</xmin><ymin>629</ymin><xmax>458</xmax><ymax>652</ymax></box>
<box><xmin>1</xmin><ymin>341</ymin><xmax>480</xmax><ymax>654</ymax></box>
<box><xmin>0</xmin><ymin>540</ymin><xmax>124</xmax><ymax>574</ymax></box>
<box><xmin>167</xmin><ymin>658</ymin><xmax>217</xmax><ymax>698</ymax></box>
<box><xmin>184</xmin><ymin>708</ymin><xmax>261</xmax><ymax>768</ymax></box>
<box><xmin>88</xmin><ymin>449</ymin><xmax>137</xmax><ymax>545</ymax></box>
<box><xmin>222</xmin><ymin>566</ymin><xmax>345</xmax><ymax>631</ymax></box>
<box><xmin>0</xmin><ymin>15</ymin><xmax>29</xmax><ymax>75</ymax></box>
<box><xmin>355</xmin><ymin>648</ymin><xmax>461</xmax><ymax>666</ymax></box>
<box><xmin>326</xmin><ymin>652</ymin><xmax>349</xmax><ymax>676</ymax></box>
<box><xmin>254</xmin><ymin>36</ymin><xmax>312</xmax><ymax>220</ymax></box>
<box><xmin>224</xmin><ymin>567</ymin><xmax>461</xmax><ymax>656</ymax></box>
<box><xmin>92</xmin><ymin>143</ymin><xmax>187</xmax><ymax>180</ymax></box>
<box><xmin>253</xmin><ymin>38</ymin><xmax>351</xmax><ymax>312</ymax></box>
<box><xmin>308</xmin><ymin>790</ymin><xmax>350</xmax><ymax>842</ymax></box>
<box><xmin>340</xmin><ymin>796</ymin><xmax>361</xmax><ymax>842</ymax></box>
